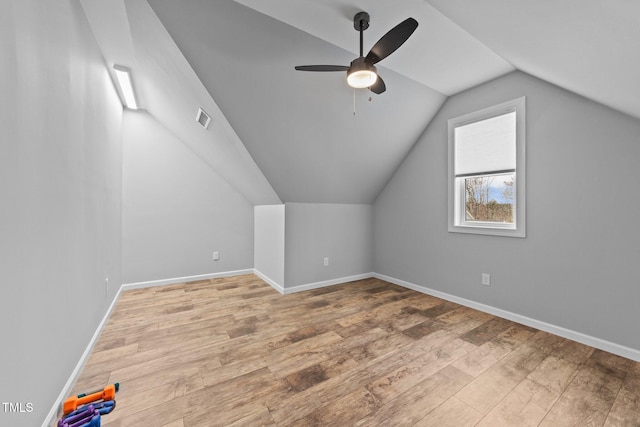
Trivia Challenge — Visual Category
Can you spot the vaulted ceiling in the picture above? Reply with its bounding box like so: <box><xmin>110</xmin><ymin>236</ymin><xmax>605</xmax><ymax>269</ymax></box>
<box><xmin>147</xmin><ymin>0</ymin><xmax>455</xmax><ymax>204</ymax></box>
<box><xmin>83</xmin><ymin>0</ymin><xmax>639</xmax><ymax>205</ymax></box>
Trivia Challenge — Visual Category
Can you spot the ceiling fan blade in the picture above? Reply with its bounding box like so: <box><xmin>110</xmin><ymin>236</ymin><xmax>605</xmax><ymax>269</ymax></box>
<box><xmin>365</xmin><ymin>18</ymin><xmax>418</xmax><ymax>64</ymax></box>
<box><xmin>295</xmin><ymin>65</ymin><xmax>349</xmax><ymax>72</ymax></box>
<box><xmin>369</xmin><ymin>75</ymin><xmax>386</xmax><ymax>94</ymax></box>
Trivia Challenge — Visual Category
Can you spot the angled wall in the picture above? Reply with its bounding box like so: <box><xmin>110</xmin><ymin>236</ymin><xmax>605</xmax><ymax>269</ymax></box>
<box><xmin>122</xmin><ymin>111</ymin><xmax>254</xmax><ymax>285</ymax></box>
<box><xmin>254</xmin><ymin>205</ymin><xmax>286</xmax><ymax>288</ymax></box>
<box><xmin>0</xmin><ymin>1</ymin><xmax>123</xmax><ymax>425</ymax></box>
<box><xmin>374</xmin><ymin>71</ymin><xmax>640</xmax><ymax>355</ymax></box>
<box><xmin>254</xmin><ymin>203</ymin><xmax>373</xmax><ymax>292</ymax></box>
<box><xmin>284</xmin><ymin>203</ymin><xmax>373</xmax><ymax>289</ymax></box>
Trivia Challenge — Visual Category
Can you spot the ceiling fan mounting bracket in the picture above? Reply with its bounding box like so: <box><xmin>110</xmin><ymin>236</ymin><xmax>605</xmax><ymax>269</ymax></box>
<box><xmin>353</xmin><ymin>12</ymin><xmax>370</xmax><ymax>31</ymax></box>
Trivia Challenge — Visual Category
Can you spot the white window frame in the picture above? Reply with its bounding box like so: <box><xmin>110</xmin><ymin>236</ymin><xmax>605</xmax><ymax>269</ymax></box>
<box><xmin>448</xmin><ymin>97</ymin><xmax>526</xmax><ymax>238</ymax></box>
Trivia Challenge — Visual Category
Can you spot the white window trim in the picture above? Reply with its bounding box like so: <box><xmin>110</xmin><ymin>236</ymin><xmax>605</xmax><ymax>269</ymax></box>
<box><xmin>448</xmin><ymin>97</ymin><xmax>526</xmax><ymax>238</ymax></box>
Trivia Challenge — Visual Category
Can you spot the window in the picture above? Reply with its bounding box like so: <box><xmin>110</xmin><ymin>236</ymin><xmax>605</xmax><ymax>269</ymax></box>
<box><xmin>448</xmin><ymin>97</ymin><xmax>526</xmax><ymax>237</ymax></box>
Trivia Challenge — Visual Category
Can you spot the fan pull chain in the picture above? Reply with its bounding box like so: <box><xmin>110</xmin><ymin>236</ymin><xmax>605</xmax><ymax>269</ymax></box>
<box><xmin>353</xmin><ymin>89</ymin><xmax>356</xmax><ymax>115</ymax></box>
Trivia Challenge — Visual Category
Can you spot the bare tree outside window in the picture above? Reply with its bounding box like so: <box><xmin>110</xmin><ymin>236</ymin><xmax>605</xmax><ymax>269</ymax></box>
<box><xmin>464</xmin><ymin>173</ymin><xmax>514</xmax><ymax>223</ymax></box>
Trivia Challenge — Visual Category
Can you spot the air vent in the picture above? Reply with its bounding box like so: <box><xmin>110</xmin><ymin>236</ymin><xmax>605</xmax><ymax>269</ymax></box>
<box><xmin>196</xmin><ymin>107</ymin><xmax>212</xmax><ymax>130</ymax></box>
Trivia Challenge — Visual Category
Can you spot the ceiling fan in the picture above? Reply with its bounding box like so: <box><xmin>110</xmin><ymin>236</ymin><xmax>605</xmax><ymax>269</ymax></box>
<box><xmin>294</xmin><ymin>12</ymin><xmax>418</xmax><ymax>94</ymax></box>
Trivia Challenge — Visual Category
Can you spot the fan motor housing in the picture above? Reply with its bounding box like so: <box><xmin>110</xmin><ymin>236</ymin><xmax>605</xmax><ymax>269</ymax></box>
<box><xmin>349</xmin><ymin>56</ymin><xmax>376</xmax><ymax>74</ymax></box>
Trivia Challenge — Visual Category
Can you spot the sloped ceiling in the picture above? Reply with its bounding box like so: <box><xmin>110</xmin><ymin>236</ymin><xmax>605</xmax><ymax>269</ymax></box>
<box><xmin>232</xmin><ymin>0</ymin><xmax>515</xmax><ymax>95</ymax></box>
<box><xmin>148</xmin><ymin>0</ymin><xmax>459</xmax><ymax>203</ymax></box>
<box><xmin>88</xmin><ymin>0</ymin><xmax>639</xmax><ymax>205</ymax></box>
<box><xmin>425</xmin><ymin>0</ymin><xmax>640</xmax><ymax>120</ymax></box>
<box><xmin>81</xmin><ymin>0</ymin><xmax>281</xmax><ymax>205</ymax></box>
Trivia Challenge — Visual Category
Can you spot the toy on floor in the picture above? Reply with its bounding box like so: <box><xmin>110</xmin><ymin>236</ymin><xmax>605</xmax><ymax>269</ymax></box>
<box><xmin>58</xmin><ymin>382</ymin><xmax>120</xmax><ymax>427</ymax></box>
<box><xmin>77</xmin><ymin>383</ymin><xmax>119</xmax><ymax>398</ymax></box>
<box><xmin>63</xmin><ymin>383</ymin><xmax>118</xmax><ymax>415</ymax></box>
<box><xmin>58</xmin><ymin>404</ymin><xmax>100</xmax><ymax>427</ymax></box>
<box><xmin>64</xmin><ymin>400</ymin><xmax>115</xmax><ymax>418</ymax></box>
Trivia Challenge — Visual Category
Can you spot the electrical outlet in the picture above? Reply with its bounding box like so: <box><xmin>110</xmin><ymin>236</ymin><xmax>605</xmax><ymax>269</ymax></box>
<box><xmin>482</xmin><ymin>273</ymin><xmax>491</xmax><ymax>286</ymax></box>
<box><xmin>323</xmin><ymin>257</ymin><xmax>329</xmax><ymax>267</ymax></box>
<box><xmin>213</xmin><ymin>251</ymin><xmax>220</xmax><ymax>261</ymax></box>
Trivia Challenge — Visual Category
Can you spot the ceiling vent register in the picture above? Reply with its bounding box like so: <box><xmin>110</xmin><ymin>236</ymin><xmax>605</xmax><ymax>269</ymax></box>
<box><xmin>196</xmin><ymin>108</ymin><xmax>212</xmax><ymax>129</ymax></box>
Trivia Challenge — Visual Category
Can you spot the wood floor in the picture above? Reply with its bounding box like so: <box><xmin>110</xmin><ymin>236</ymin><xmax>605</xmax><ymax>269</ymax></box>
<box><xmin>70</xmin><ymin>274</ymin><xmax>640</xmax><ymax>426</ymax></box>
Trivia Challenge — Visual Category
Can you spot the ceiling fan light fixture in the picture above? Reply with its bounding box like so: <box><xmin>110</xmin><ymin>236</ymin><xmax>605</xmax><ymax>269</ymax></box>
<box><xmin>347</xmin><ymin>69</ymin><xmax>378</xmax><ymax>88</ymax></box>
<box><xmin>295</xmin><ymin>13</ymin><xmax>418</xmax><ymax>95</ymax></box>
<box><xmin>347</xmin><ymin>59</ymin><xmax>377</xmax><ymax>89</ymax></box>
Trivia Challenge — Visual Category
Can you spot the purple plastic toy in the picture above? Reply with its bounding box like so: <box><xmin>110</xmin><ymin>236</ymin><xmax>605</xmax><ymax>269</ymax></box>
<box><xmin>58</xmin><ymin>404</ymin><xmax>100</xmax><ymax>427</ymax></box>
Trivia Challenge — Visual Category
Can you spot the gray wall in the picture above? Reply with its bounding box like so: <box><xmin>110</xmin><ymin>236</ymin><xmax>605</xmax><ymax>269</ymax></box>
<box><xmin>254</xmin><ymin>205</ymin><xmax>286</xmax><ymax>287</ymax></box>
<box><xmin>122</xmin><ymin>111</ymin><xmax>254</xmax><ymax>284</ymax></box>
<box><xmin>0</xmin><ymin>1</ymin><xmax>123</xmax><ymax>425</ymax></box>
<box><xmin>374</xmin><ymin>71</ymin><xmax>640</xmax><ymax>351</ymax></box>
<box><xmin>285</xmin><ymin>203</ymin><xmax>373</xmax><ymax>288</ymax></box>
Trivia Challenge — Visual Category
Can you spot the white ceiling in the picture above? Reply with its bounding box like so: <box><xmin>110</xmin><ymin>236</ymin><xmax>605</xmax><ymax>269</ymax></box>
<box><xmin>231</xmin><ymin>0</ymin><xmax>640</xmax><ymax>119</ymax></box>
<box><xmin>425</xmin><ymin>0</ymin><xmax>640</xmax><ymax>119</ymax></box>
<box><xmin>84</xmin><ymin>0</ymin><xmax>639</xmax><ymax>205</ymax></box>
<box><xmin>81</xmin><ymin>0</ymin><xmax>280</xmax><ymax>205</ymax></box>
<box><xmin>148</xmin><ymin>0</ymin><xmax>447</xmax><ymax>203</ymax></box>
<box><xmin>233</xmin><ymin>0</ymin><xmax>515</xmax><ymax>95</ymax></box>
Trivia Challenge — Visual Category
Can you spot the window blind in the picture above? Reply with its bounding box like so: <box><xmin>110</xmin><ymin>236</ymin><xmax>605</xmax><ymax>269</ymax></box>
<box><xmin>454</xmin><ymin>111</ymin><xmax>516</xmax><ymax>177</ymax></box>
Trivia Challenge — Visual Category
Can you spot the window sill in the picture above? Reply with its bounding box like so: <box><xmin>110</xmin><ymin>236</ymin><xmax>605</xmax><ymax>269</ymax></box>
<box><xmin>448</xmin><ymin>224</ymin><xmax>526</xmax><ymax>238</ymax></box>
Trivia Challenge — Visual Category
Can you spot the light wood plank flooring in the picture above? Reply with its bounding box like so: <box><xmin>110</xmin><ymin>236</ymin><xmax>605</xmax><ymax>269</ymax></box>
<box><xmin>70</xmin><ymin>274</ymin><xmax>640</xmax><ymax>426</ymax></box>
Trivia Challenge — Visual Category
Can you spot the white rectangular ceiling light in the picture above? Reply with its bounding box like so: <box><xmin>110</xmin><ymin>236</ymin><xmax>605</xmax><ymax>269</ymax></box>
<box><xmin>196</xmin><ymin>107</ymin><xmax>212</xmax><ymax>130</ymax></box>
<box><xmin>113</xmin><ymin>65</ymin><xmax>138</xmax><ymax>110</ymax></box>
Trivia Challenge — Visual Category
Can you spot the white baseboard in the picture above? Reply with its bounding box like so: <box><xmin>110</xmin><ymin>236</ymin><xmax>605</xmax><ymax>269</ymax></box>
<box><xmin>121</xmin><ymin>269</ymin><xmax>254</xmax><ymax>291</ymax></box>
<box><xmin>282</xmin><ymin>273</ymin><xmax>374</xmax><ymax>295</ymax></box>
<box><xmin>252</xmin><ymin>270</ymin><xmax>375</xmax><ymax>295</ymax></box>
<box><xmin>43</xmin><ymin>285</ymin><xmax>124</xmax><ymax>427</ymax></box>
<box><xmin>253</xmin><ymin>269</ymin><xmax>285</xmax><ymax>294</ymax></box>
<box><xmin>374</xmin><ymin>272</ymin><xmax>640</xmax><ymax>362</ymax></box>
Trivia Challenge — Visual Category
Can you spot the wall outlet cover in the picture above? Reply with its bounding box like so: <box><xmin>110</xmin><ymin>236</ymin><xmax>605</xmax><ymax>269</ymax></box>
<box><xmin>482</xmin><ymin>273</ymin><xmax>491</xmax><ymax>286</ymax></box>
